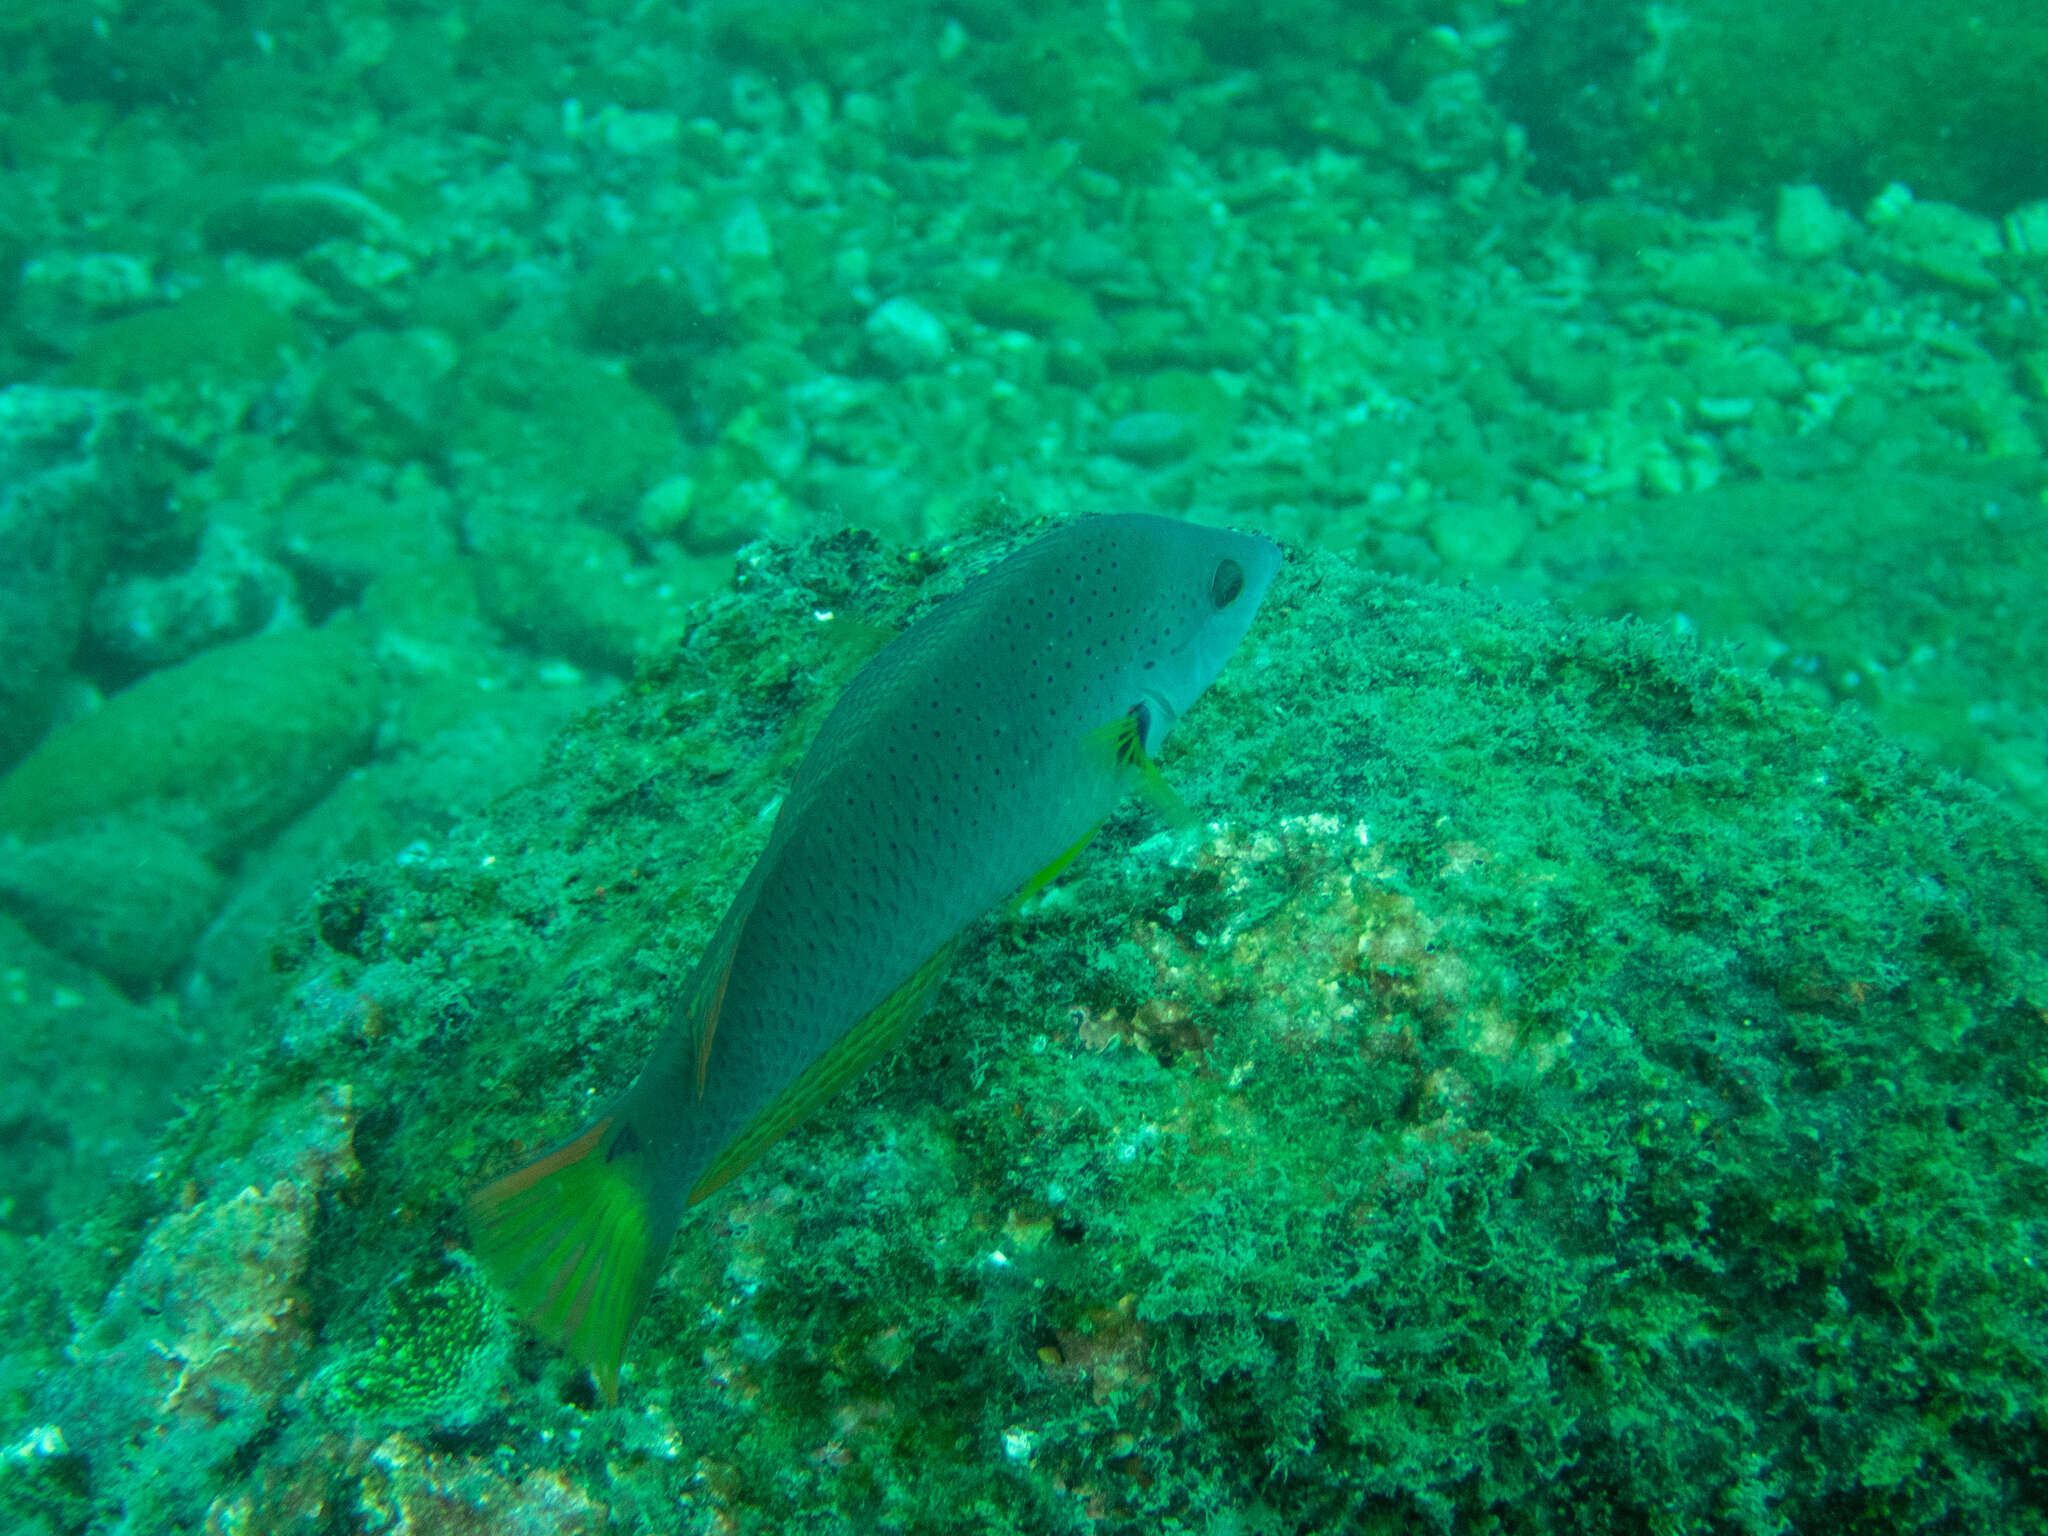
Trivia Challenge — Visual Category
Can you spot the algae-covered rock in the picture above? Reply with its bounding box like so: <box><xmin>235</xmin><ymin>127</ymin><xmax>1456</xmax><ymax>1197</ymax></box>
<box><xmin>1541</xmin><ymin>470</ymin><xmax>2048</xmax><ymax>815</ymax></box>
<box><xmin>0</xmin><ymin>622</ymin><xmax>381</xmax><ymax>862</ymax></box>
<box><xmin>306</xmin><ymin>328</ymin><xmax>461</xmax><ymax>463</ymax></box>
<box><xmin>1503</xmin><ymin>0</ymin><xmax>2048</xmax><ymax>215</ymax></box>
<box><xmin>0</xmin><ymin>819</ymin><xmax>224</xmax><ymax>996</ymax></box>
<box><xmin>963</xmin><ymin>271</ymin><xmax>1101</xmax><ymax>337</ymax></box>
<box><xmin>1653</xmin><ymin>246</ymin><xmax>1846</xmax><ymax>329</ymax></box>
<box><xmin>189</xmin><ymin>682</ymin><xmax>606</xmax><ymax>1023</ymax></box>
<box><xmin>977</xmin><ymin>20</ymin><xmax>1171</xmax><ymax>181</ymax></box>
<box><xmin>1774</xmin><ymin>183</ymin><xmax>1855</xmax><ymax>261</ymax></box>
<box><xmin>63</xmin><ymin>283</ymin><xmax>299</xmax><ymax>395</ymax></box>
<box><xmin>0</xmin><ymin>913</ymin><xmax>181</xmax><ymax>1236</ymax></box>
<box><xmin>201</xmin><ymin>182</ymin><xmax>406</xmax><ymax>260</ymax></box>
<box><xmin>44</xmin><ymin>1085</ymin><xmax>358</xmax><ymax>1534</ymax></box>
<box><xmin>11</xmin><ymin>526</ymin><xmax>2048</xmax><ymax>1532</ymax></box>
<box><xmin>84</xmin><ymin>522</ymin><xmax>293</xmax><ymax>680</ymax></box>
<box><xmin>1104</xmin><ymin>410</ymin><xmax>1195</xmax><ymax>467</ymax></box>
<box><xmin>447</xmin><ymin>336</ymin><xmax>682</xmax><ymax>527</ymax></box>
<box><xmin>466</xmin><ymin>507</ymin><xmax>698</xmax><ymax>674</ymax></box>
<box><xmin>273</xmin><ymin>472</ymin><xmax>460</xmax><ymax>604</ymax></box>
<box><xmin>1652</xmin><ymin>0</ymin><xmax>2048</xmax><ymax>213</ymax></box>
<box><xmin>863</xmin><ymin>295</ymin><xmax>951</xmax><ymax>375</ymax></box>
<box><xmin>0</xmin><ymin>387</ymin><xmax>159</xmax><ymax>768</ymax></box>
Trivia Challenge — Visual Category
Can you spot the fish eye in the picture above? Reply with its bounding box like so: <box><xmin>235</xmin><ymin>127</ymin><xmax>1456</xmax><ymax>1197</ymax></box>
<box><xmin>1210</xmin><ymin>558</ymin><xmax>1244</xmax><ymax>608</ymax></box>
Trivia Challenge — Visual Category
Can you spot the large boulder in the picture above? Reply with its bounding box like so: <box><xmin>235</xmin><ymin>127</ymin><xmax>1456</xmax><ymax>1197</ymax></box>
<box><xmin>10</xmin><ymin>527</ymin><xmax>2045</xmax><ymax>1532</ymax></box>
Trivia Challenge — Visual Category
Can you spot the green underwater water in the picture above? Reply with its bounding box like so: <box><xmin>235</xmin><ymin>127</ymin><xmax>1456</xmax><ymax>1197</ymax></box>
<box><xmin>1</xmin><ymin>2</ymin><xmax>2046</xmax><ymax>1531</ymax></box>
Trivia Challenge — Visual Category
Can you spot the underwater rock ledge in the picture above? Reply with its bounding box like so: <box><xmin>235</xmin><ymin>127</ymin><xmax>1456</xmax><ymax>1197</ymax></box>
<box><xmin>7</xmin><ymin>521</ymin><xmax>2046</xmax><ymax>1535</ymax></box>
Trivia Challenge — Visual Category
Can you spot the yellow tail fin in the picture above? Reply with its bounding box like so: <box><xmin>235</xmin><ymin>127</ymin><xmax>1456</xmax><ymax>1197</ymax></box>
<box><xmin>466</xmin><ymin>1116</ymin><xmax>667</xmax><ymax>1406</ymax></box>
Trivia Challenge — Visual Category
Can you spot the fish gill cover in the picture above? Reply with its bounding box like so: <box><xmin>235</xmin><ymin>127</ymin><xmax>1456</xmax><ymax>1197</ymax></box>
<box><xmin>4</xmin><ymin>522</ymin><xmax>2045</xmax><ymax>1534</ymax></box>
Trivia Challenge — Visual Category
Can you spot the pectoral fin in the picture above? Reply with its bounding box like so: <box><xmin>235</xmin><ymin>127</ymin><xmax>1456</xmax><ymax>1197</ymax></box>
<box><xmin>1012</xmin><ymin>823</ymin><xmax>1100</xmax><ymax>904</ymax></box>
<box><xmin>1080</xmin><ymin>709</ymin><xmax>1196</xmax><ymax>831</ymax></box>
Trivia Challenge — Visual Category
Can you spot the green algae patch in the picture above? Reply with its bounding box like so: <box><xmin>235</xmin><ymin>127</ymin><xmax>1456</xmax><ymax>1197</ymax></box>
<box><xmin>13</xmin><ymin>528</ymin><xmax>2048</xmax><ymax>1533</ymax></box>
<box><xmin>1645</xmin><ymin>0</ymin><xmax>2048</xmax><ymax>213</ymax></box>
<box><xmin>1543</xmin><ymin>470</ymin><xmax>2048</xmax><ymax>817</ymax></box>
<box><xmin>316</xmin><ymin>1259</ymin><xmax>512</xmax><ymax>1430</ymax></box>
<box><xmin>63</xmin><ymin>284</ymin><xmax>300</xmax><ymax>395</ymax></box>
<box><xmin>0</xmin><ymin>621</ymin><xmax>381</xmax><ymax>861</ymax></box>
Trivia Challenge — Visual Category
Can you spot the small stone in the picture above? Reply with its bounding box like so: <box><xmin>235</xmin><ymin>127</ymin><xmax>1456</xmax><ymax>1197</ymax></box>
<box><xmin>1870</xmin><ymin>193</ymin><xmax>2004</xmax><ymax>296</ymax></box>
<box><xmin>1046</xmin><ymin>335</ymin><xmax>1107</xmax><ymax>388</ymax></box>
<box><xmin>448</xmin><ymin>337</ymin><xmax>682</xmax><ymax>527</ymax></box>
<box><xmin>202</xmin><ymin>182</ymin><xmax>406</xmax><ymax>259</ymax></box>
<box><xmin>1508</xmin><ymin>335</ymin><xmax>1616</xmax><ymax>412</ymax></box>
<box><xmin>1374</xmin><ymin>530</ymin><xmax>1441</xmax><ymax>578</ymax></box>
<box><xmin>1138</xmin><ymin>368</ymin><xmax>1242</xmax><ymax>454</ymax></box>
<box><xmin>2005</xmin><ymin>202</ymin><xmax>2048</xmax><ymax>261</ymax></box>
<box><xmin>1355</xmin><ymin>228</ymin><xmax>1417</xmax><ymax>288</ymax></box>
<box><xmin>578</xmin><ymin>238</ymin><xmax>730</xmax><ymax>354</ymax></box>
<box><xmin>634</xmin><ymin>474</ymin><xmax>698</xmax><ymax>541</ymax></box>
<box><xmin>864</xmin><ymin>295</ymin><xmax>951</xmax><ymax>373</ymax></box>
<box><xmin>1428</xmin><ymin>500</ymin><xmax>1532</xmax><ymax>571</ymax></box>
<box><xmin>300</xmin><ymin>241</ymin><xmax>415</xmax><ymax>313</ymax></box>
<box><xmin>1694</xmin><ymin>396</ymin><xmax>1755</xmax><ymax>425</ymax></box>
<box><xmin>67</xmin><ymin>283</ymin><xmax>299</xmax><ymax>396</ymax></box>
<box><xmin>1774</xmin><ymin>184</ymin><xmax>1852</xmax><ymax>261</ymax></box>
<box><xmin>593</xmin><ymin>105</ymin><xmax>681</xmax><ymax>156</ymax></box>
<box><xmin>1655</xmin><ymin>247</ymin><xmax>1846</xmax><ymax>328</ymax></box>
<box><xmin>683</xmin><ymin>466</ymin><xmax>799</xmax><ymax>555</ymax></box>
<box><xmin>1693</xmin><ymin>345</ymin><xmax>1804</xmax><ymax>404</ymax></box>
<box><xmin>467</xmin><ymin>508</ymin><xmax>693</xmax><ymax>673</ymax></box>
<box><xmin>16</xmin><ymin>251</ymin><xmax>157</xmax><ymax>353</ymax></box>
<box><xmin>1106</xmin><ymin>411</ymin><xmax>1195</xmax><ymax>466</ymax></box>
<box><xmin>964</xmin><ymin>273</ymin><xmax>1099</xmax><ymax>336</ymax></box>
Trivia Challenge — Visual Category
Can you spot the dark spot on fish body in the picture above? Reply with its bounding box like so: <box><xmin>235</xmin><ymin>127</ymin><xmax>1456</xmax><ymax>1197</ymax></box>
<box><xmin>607</xmin><ymin>1124</ymin><xmax>642</xmax><ymax>1161</ymax></box>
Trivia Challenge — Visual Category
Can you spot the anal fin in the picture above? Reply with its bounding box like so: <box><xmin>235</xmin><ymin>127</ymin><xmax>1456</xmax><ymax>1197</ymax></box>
<box><xmin>687</xmin><ymin>936</ymin><xmax>960</xmax><ymax>1205</ymax></box>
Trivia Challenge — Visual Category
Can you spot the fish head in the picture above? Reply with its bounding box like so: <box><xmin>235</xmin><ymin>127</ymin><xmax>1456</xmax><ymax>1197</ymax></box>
<box><xmin>1123</xmin><ymin>519</ymin><xmax>1283</xmax><ymax>754</ymax></box>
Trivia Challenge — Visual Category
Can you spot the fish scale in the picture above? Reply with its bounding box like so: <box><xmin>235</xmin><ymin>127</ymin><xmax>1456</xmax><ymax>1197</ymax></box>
<box><xmin>468</xmin><ymin>513</ymin><xmax>1281</xmax><ymax>1402</ymax></box>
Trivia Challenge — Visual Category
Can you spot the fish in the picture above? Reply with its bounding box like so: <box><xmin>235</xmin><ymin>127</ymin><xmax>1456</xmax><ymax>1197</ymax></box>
<box><xmin>467</xmin><ymin>513</ymin><xmax>1283</xmax><ymax>1403</ymax></box>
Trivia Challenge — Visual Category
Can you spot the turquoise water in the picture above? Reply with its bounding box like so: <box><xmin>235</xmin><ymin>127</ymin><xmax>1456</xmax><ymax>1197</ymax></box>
<box><xmin>2</xmin><ymin>3</ymin><xmax>2045</xmax><ymax>1530</ymax></box>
